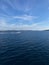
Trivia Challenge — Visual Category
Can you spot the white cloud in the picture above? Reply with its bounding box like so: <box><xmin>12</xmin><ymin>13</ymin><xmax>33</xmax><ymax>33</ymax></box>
<box><xmin>0</xmin><ymin>19</ymin><xmax>49</xmax><ymax>30</ymax></box>
<box><xmin>13</xmin><ymin>15</ymin><xmax>38</xmax><ymax>21</ymax></box>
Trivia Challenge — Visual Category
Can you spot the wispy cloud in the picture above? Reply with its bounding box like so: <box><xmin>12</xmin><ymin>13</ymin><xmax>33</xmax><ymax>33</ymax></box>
<box><xmin>6</xmin><ymin>0</ymin><xmax>16</xmax><ymax>10</ymax></box>
<box><xmin>0</xmin><ymin>0</ymin><xmax>34</xmax><ymax>17</ymax></box>
<box><xmin>13</xmin><ymin>15</ymin><xmax>38</xmax><ymax>21</ymax></box>
<box><xmin>0</xmin><ymin>19</ymin><xmax>49</xmax><ymax>30</ymax></box>
<box><xmin>2</xmin><ymin>0</ymin><xmax>34</xmax><ymax>12</ymax></box>
<box><xmin>0</xmin><ymin>2</ymin><xmax>10</xmax><ymax>16</ymax></box>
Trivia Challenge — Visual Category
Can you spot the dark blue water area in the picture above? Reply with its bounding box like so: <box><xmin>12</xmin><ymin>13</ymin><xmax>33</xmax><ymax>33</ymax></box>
<box><xmin>0</xmin><ymin>31</ymin><xmax>49</xmax><ymax>65</ymax></box>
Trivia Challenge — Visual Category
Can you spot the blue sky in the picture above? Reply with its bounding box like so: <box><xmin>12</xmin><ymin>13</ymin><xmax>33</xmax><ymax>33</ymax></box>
<box><xmin>0</xmin><ymin>0</ymin><xmax>49</xmax><ymax>30</ymax></box>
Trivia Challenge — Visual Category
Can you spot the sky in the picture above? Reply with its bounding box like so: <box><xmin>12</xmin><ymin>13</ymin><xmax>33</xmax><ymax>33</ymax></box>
<box><xmin>0</xmin><ymin>0</ymin><xmax>49</xmax><ymax>30</ymax></box>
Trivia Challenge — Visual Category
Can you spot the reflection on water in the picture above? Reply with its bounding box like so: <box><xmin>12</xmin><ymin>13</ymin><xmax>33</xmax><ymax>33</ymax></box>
<box><xmin>0</xmin><ymin>31</ymin><xmax>21</xmax><ymax>34</ymax></box>
<box><xmin>0</xmin><ymin>31</ymin><xmax>49</xmax><ymax>65</ymax></box>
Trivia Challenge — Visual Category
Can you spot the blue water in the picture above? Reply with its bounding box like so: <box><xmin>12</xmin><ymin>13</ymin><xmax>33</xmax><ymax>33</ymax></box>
<box><xmin>0</xmin><ymin>31</ymin><xmax>49</xmax><ymax>65</ymax></box>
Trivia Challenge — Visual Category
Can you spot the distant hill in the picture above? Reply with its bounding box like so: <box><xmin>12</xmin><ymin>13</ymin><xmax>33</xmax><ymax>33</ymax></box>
<box><xmin>44</xmin><ymin>30</ymin><xmax>49</xmax><ymax>31</ymax></box>
<box><xmin>0</xmin><ymin>30</ymin><xmax>33</xmax><ymax>32</ymax></box>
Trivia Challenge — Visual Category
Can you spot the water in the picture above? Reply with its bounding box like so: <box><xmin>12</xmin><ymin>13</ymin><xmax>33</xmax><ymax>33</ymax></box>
<box><xmin>0</xmin><ymin>31</ymin><xmax>49</xmax><ymax>65</ymax></box>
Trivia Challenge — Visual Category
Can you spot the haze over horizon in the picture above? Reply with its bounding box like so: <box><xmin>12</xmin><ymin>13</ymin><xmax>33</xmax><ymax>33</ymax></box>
<box><xmin>0</xmin><ymin>0</ymin><xmax>49</xmax><ymax>30</ymax></box>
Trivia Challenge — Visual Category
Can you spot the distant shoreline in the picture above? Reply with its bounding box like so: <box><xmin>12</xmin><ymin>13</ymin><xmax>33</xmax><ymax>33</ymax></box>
<box><xmin>0</xmin><ymin>30</ymin><xmax>44</xmax><ymax>32</ymax></box>
<box><xmin>0</xmin><ymin>30</ymin><xmax>48</xmax><ymax>32</ymax></box>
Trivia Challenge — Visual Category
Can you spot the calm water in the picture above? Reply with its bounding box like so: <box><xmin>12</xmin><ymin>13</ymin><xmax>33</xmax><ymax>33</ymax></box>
<box><xmin>0</xmin><ymin>31</ymin><xmax>49</xmax><ymax>65</ymax></box>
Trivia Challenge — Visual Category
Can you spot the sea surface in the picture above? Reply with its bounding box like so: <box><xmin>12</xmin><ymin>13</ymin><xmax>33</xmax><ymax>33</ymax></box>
<box><xmin>0</xmin><ymin>31</ymin><xmax>49</xmax><ymax>65</ymax></box>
